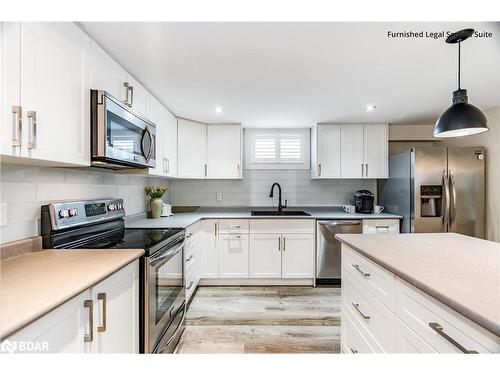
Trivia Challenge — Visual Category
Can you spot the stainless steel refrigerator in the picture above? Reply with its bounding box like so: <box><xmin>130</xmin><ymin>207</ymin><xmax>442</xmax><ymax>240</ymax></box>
<box><xmin>377</xmin><ymin>147</ymin><xmax>485</xmax><ymax>238</ymax></box>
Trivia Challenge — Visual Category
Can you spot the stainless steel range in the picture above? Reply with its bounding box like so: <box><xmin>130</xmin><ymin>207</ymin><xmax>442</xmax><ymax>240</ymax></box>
<box><xmin>41</xmin><ymin>198</ymin><xmax>185</xmax><ymax>353</ymax></box>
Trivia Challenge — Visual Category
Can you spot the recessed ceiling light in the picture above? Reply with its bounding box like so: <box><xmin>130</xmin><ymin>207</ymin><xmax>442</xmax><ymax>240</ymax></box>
<box><xmin>364</xmin><ymin>105</ymin><xmax>376</xmax><ymax>111</ymax></box>
<box><xmin>215</xmin><ymin>106</ymin><xmax>222</xmax><ymax>113</ymax></box>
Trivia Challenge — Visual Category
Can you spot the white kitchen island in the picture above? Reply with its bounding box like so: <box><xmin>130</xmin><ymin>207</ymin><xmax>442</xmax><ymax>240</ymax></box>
<box><xmin>336</xmin><ymin>233</ymin><xmax>500</xmax><ymax>353</ymax></box>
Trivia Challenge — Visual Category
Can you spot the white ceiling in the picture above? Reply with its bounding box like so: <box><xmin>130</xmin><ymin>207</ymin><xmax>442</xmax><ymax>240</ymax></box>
<box><xmin>80</xmin><ymin>22</ymin><xmax>500</xmax><ymax>127</ymax></box>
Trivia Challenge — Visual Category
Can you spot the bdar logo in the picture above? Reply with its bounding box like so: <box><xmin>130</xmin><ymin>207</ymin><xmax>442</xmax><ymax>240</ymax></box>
<box><xmin>0</xmin><ymin>339</ymin><xmax>17</xmax><ymax>354</ymax></box>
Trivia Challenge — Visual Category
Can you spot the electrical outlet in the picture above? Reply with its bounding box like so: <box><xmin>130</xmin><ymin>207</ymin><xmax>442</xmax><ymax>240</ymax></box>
<box><xmin>216</xmin><ymin>192</ymin><xmax>223</xmax><ymax>202</ymax></box>
<box><xmin>0</xmin><ymin>203</ymin><xmax>7</xmax><ymax>227</ymax></box>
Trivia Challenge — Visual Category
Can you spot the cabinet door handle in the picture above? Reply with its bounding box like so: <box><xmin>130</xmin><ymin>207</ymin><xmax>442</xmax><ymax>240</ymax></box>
<box><xmin>186</xmin><ymin>254</ymin><xmax>194</xmax><ymax>262</ymax></box>
<box><xmin>278</xmin><ymin>236</ymin><xmax>281</xmax><ymax>251</ymax></box>
<box><xmin>352</xmin><ymin>302</ymin><xmax>370</xmax><ymax>319</ymax></box>
<box><xmin>350</xmin><ymin>348</ymin><xmax>358</xmax><ymax>354</ymax></box>
<box><xmin>283</xmin><ymin>236</ymin><xmax>286</xmax><ymax>251</ymax></box>
<box><xmin>204</xmin><ymin>164</ymin><xmax>207</xmax><ymax>177</ymax></box>
<box><xmin>365</xmin><ymin>163</ymin><xmax>368</xmax><ymax>177</ymax></box>
<box><xmin>428</xmin><ymin>323</ymin><xmax>478</xmax><ymax>353</ymax></box>
<box><xmin>351</xmin><ymin>264</ymin><xmax>370</xmax><ymax>277</ymax></box>
<box><xmin>123</xmin><ymin>82</ymin><xmax>130</xmax><ymax>106</ymax></box>
<box><xmin>27</xmin><ymin>111</ymin><xmax>37</xmax><ymax>149</ymax></box>
<box><xmin>163</xmin><ymin>158</ymin><xmax>167</xmax><ymax>174</ymax></box>
<box><xmin>214</xmin><ymin>222</ymin><xmax>218</xmax><ymax>236</ymax></box>
<box><xmin>186</xmin><ymin>281</ymin><xmax>194</xmax><ymax>290</ymax></box>
<box><xmin>84</xmin><ymin>299</ymin><xmax>93</xmax><ymax>342</ymax></box>
<box><xmin>237</xmin><ymin>163</ymin><xmax>240</xmax><ymax>176</ymax></box>
<box><xmin>167</xmin><ymin>158</ymin><xmax>170</xmax><ymax>173</ymax></box>
<box><xmin>361</xmin><ymin>163</ymin><xmax>364</xmax><ymax>177</ymax></box>
<box><xmin>12</xmin><ymin>106</ymin><xmax>22</xmax><ymax>148</ymax></box>
<box><xmin>97</xmin><ymin>293</ymin><xmax>107</xmax><ymax>333</ymax></box>
<box><xmin>318</xmin><ymin>163</ymin><xmax>322</xmax><ymax>177</ymax></box>
<box><xmin>129</xmin><ymin>85</ymin><xmax>134</xmax><ymax>106</ymax></box>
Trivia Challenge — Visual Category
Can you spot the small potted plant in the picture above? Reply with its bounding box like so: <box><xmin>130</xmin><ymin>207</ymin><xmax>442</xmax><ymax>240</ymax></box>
<box><xmin>145</xmin><ymin>185</ymin><xmax>167</xmax><ymax>219</ymax></box>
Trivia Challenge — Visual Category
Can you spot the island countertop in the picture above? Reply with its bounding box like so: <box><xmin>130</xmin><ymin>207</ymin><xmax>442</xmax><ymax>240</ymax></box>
<box><xmin>335</xmin><ymin>233</ymin><xmax>500</xmax><ymax>337</ymax></box>
<box><xmin>0</xmin><ymin>248</ymin><xmax>144</xmax><ymax>339</ymax></box>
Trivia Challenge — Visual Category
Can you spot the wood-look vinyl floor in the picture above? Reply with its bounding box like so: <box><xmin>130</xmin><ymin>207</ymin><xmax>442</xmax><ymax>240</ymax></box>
<box><xmin>175</xmin><ymin>286</ymin><xmax>341</xmax><ymax>354</ymax></box>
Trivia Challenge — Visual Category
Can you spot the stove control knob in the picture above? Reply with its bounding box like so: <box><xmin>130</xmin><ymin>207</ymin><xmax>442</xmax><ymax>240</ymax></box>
<box><xmin>58</xmin><ymin>209</ymin><xmax>69</xmax><ymax>218</ymax></box>
<box><xmin>107</xmin><ymin>204</ymin><xmax>116</xmax><ymax>211</ymax></box>
<box><xmin>68</xmin><ymin>208</ymin><xmax>78</xmax><ymax>217</ymax></box>
<box><xmin>117</xmin><ymin>203</ymin><xmax>123</xmax><ymax>210</ymax></box>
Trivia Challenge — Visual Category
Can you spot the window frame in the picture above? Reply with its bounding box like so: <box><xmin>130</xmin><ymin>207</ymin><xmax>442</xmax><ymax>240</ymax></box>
<box><xmin>244</xmin><ymin>128</ymin><xmax>311</xmax><ymax>170</ymax></box>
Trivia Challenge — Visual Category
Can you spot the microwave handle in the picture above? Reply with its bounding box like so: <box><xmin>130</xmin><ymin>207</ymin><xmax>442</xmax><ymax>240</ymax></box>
<box><xmin>141</xmin><ymin>127</ymin><xmax>153</xmax><ymax>162</ymax></box>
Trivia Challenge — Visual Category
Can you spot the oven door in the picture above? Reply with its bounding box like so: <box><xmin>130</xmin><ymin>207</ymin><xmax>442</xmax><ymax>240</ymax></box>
<box><xmin>145</xmin><ymin>241</ymin><xmax>185</xmax><ymax>352</ymax></box>
<box><xmin>92</xmin><ymin>90</ymin><xmax>156</xmax><ymax>168</ymax></box>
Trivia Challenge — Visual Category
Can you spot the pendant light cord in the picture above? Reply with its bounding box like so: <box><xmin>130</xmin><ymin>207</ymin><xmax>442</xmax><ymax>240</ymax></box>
<box><xmin>458</xmin><ymin>42</ymin><xmax>461</xmax><ymax>90</ymax></box>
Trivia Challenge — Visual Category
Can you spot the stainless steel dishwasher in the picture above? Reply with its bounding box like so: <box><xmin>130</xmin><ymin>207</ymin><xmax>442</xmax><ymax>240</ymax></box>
<box><xmin>316</xmin><ymin>220</ymin><xmax>362</xmax><ymax>284</ymax></box>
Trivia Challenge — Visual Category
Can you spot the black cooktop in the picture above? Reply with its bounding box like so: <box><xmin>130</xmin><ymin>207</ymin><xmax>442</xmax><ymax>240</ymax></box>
<box><xmin>75</xmin><ymin>228</ymin><xmax>184</xmax><ymax>255</ymax></box>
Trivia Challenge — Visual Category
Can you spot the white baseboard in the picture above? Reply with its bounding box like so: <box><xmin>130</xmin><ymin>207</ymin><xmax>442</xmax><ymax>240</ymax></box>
<box><xmin>198</xmin><ymin>278</ymin><xmax>314</xmax><ymax>286</ymax></box>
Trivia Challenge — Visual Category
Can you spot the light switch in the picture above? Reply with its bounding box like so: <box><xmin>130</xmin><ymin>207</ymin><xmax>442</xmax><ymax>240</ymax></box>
<box><xmin>216</xmin><ymin>192</ymin><xmax>223</xmax><ymax>202</ymax></box>
<box><xmin>0</xmin><ymin>203</ymin><xmax>7</xmax><ymax>227</ymax></box>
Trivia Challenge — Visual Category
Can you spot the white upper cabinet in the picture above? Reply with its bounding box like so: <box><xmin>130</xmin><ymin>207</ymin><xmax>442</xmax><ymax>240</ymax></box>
<box><xmin>363</xmin><ymin>123</ymin><xmax>388</xmax><ymax>178</ymax></box>
<box><xmin>1</xmin><ymin>22</ymin><xmax>22</xmax><ymax>157</ymax></box>
<box><xmin>1</xmin><ymin>22</ymin><xmax>91</xmax><ymax>166</ymax></box>
<box><xmin>148</xmin><ymin>96</ymin><xmax>178</xmax><ymax>177</ymax></box>
<box><xmin>177</xmin><ymin>118</ymin><xmax>207</xmax><ymax>178</ymax></box>
<box><xmin>315</xmin><ymin>124</ymin><xmax>341</xmax><ymax>178</ymax></box>
<box><xmin>90</xmin><ymin>41</ymin><xmax>128</xmax><ymax>101</ymax></box>
<box><xmin>206</xmin><ymin>124</ymin><xmax>242</xmax><ymax>179</ymax></box>
<box><xmin>340</xmin><ymin>124</ymin><xmax>364</xmax><ymax>178</ymax></box>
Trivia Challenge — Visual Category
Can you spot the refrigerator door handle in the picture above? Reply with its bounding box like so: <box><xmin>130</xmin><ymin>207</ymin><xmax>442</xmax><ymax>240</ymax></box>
<box><xmin>449</xmin><ymin>171</ymin><xmax>457</xmax><ymax>229</ymax></box>
<box><xmin>442</xmin><ymin>171</ymin><xmax>450</xmax><ymax>232</ymax></box>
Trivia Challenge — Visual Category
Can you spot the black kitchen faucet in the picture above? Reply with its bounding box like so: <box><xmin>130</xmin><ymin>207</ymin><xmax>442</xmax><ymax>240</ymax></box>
<box><xmin>269</xmin><ymin>183</ymin><xmax>287</xmax><ymax>212</ymax></box>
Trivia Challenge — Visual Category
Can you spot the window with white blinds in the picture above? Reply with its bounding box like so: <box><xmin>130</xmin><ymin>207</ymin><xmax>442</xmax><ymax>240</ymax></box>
<box><xmin>245</xmin><ymin>129</ymin><xmax>310</xmax><ymax>169</ymax></box>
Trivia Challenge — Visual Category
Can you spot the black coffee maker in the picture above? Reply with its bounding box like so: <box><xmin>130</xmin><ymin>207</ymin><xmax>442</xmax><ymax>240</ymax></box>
<box><xmin>354</xmin><ymin>190</ymin><xmax>374</xmax><ymax>214</ymax></box>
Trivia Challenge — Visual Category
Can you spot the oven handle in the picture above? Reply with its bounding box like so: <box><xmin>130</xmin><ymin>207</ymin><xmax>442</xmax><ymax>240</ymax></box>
<box><xmin>155</xmin><ymin>308</ymin><xmax>185</xmax><ymax>354</ymax></box>
<box><xmin>149</xmin><ymin>242</ymin><xmax>183</xmax><ymax>267</ymax></box>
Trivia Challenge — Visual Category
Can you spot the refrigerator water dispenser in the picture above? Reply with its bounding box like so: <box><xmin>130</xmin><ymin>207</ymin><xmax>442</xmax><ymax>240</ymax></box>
<box><xmin>420</xmin><ymin>185</ymin><xmax>442</xmax><ymax>217</ymax></box>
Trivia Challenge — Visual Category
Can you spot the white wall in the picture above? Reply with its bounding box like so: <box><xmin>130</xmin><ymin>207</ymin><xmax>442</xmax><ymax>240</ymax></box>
<box><xmin>441</xmin><ymin>106</ymin><xmax>500</xmax><ymax>242</ymax></box>
<box><xmin>169</xmin><ymin>169</ymin><xmax>376</xmax><ymax>207</ymax></box>
<box><xmin>0</xmin><ymin>164</ymin><xmax>169</xmax><ymax>244</ymax></box>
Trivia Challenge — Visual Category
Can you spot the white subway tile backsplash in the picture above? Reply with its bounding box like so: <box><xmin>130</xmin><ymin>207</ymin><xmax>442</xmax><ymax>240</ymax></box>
<box><xmin>170</xmin><ymin>170</ymin><xmax>376</xmax><ymax>207</ymax></box>
<box><xmin>0</xmin><ymin>165</ymin><xmax>168</xmax><ymax>244</ymax></box>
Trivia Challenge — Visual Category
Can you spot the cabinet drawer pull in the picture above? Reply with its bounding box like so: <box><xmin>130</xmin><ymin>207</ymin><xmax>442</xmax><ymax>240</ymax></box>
<box><xmin>375</xmin><ymin>225</ymin><xmax>390</xmax><ymax>229</ymax></box>
<box><xmin>12</xmin><ymin>106</ymin><xmax>22</xmax><ymax>148</ymax></box>
<box><xmin>97</xmin><ymin>292</ymin><xmax>107</xmax><ymax>333</ymax></box>
<box><xmin>84</xmin><ymin>299</ymin><xmax>93</xmax><ymax>342</ymax></box>
<box><xmin>186</xmin><ymin>254</ymin><xmax>194</xmax><ymax>262</ymax></box>
<box><xmin>428</xmin><ymin>323</ymin><xmax>478</xmax><ymax>354</ymax></box>
<box><xmin>352</xmin><ymin>302</ymin><xmax>370</xmax><ymax>320</ymax></box>
<box><xmin>351</xmin><ymin>264</ymin><xmax>370</xmax><ymax>277</ymax></box>
<box><xmin>230</xmin><ymin>225</ymin><xmax>241</xmax><ymax>229</ymax></box>
<box><xmin>350</xmin><ymin>348</ymin><xmax>358</xmax><ymax>354</ymax></box>
<box><xmin>186</xmin><ymin>281</ymin><xmax>194</xmax><ymax>290</ymax></box>
<box><xmin>27</xmin><ymin>111</ymin><xmax>37</xmax><ymax>149</ymax></box>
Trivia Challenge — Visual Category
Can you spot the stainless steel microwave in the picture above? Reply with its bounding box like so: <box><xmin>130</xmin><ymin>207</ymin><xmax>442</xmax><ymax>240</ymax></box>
<box><xmin>91</xmin><ymin>90</ymin><xmax>156</xmax><ymax>169</ymax></box>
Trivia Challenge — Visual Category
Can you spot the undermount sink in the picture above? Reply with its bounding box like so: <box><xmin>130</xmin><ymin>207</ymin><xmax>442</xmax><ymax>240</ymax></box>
<box><xmin>251</xmin><ymin>210</ymin><xmax>311</xmax><ymax>216</ymax></box>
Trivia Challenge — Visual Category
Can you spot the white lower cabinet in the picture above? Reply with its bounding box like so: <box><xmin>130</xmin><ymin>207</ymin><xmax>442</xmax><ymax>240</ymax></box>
<box><xmin>281</xmin><ymin>234</ymin><xmax>314</xmax><ymax>278</ymax></box>
<box><xmin>201</xmin><ymin>219</ymin><xmax>219</xmax><ymax>278</ymax></box>
<box><xmin>6</xmin><ymin>260</ymin><xmax>139</xmax><ymax>353</ymax></box>
<box><xmin>218</xmin><ymin>234</ymin><xmax>249</xmax><ymax>278</ymax></box>
<box><xmin>341</xmin><ymin>243</ymin><xmax>500</xmax><ymax>353</ymax></box>
<box><xmin>249</xmin><ymin>234</ymin><xmax>282</xmax><ymax>278</ymax></box>
<box><xmin>90</xmin><ymin>262</ymin><xmax>139</xmax><ymax>353</ymax></box>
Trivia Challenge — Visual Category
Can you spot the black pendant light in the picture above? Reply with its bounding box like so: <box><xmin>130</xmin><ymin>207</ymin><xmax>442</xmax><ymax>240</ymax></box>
<box><xmin>433</xmin><ymin>29</ymin><xmax>488</xmax><ymax>138</ymax></box>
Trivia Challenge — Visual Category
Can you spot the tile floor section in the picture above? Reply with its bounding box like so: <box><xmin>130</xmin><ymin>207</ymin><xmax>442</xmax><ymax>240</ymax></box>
<box><xmin>175</xmin><ymin>286</ymin><xmax>341</xmax><ymax>354</ymax></box>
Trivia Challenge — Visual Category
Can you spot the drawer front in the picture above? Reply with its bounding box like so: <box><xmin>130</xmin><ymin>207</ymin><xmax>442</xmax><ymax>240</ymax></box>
<box><xmin>218</xmin><ymin>219</ymin><xmax>249</xmax><ymax>234</ymax></box>
<box><xmin>396</xmin><ymin>278</ymin><xmax>500</xmax><ymax>353</ymax></box>
<box><xmin>250</xmin><ymin>219</ymin><xmax>314</xmax><ymax>234</ymax></box>
<box><xmin>342</xmin><ymin>271</ymin><xmax>395</xmax><ymax>352</ymax></box>
<box><xmin>395</xmin><ymin>318</ymin><xmax>436</xmax><ymax>353</ymax></box>
<box><xmin>362</xmin><ymin>219</ymin><xmax>399</xmax><ymax>234</ymax></box>
<box><xmin>342</xmin><ymin>244</ymin><xmax>395</xmax><ymax>311</ymax></box>
<box><xmin>341</xmin><ymin>305</ymin><xmax>377</xmax><ymax>354</ymax></box>
<box><xmin>185</xmin><ymin>249</ymin><xmax>196</xmax><ymax>273</ymax></box>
